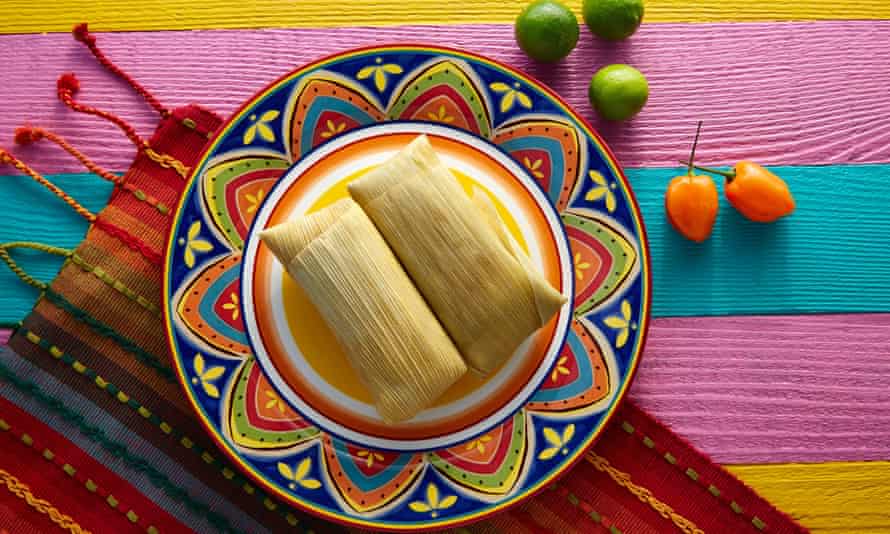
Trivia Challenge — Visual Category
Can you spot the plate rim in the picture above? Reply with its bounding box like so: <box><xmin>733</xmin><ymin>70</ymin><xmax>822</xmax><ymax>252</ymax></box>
<box><xmin>163</xmin><ymin>42</ymin><xmax>652</xmax><ymax>532</ymax></box>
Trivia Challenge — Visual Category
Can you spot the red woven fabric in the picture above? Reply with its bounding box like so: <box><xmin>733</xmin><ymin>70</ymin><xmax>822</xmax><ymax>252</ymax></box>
<box><xmin>0</xmin><ymin>395</ymin><xmax>190</xmax><ymax>533</ymax></box>
<box><xmin>0</xmin><ymin>396</ymin><xmax>809</xmax><ymax>534</ymax></box>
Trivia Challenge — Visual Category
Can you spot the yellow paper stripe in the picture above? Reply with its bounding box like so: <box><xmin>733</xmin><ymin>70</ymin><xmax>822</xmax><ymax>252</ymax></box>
<box><xmin>727</xmin><ymin>461</ymin><xmax>890</xmax><ymax>533</ymax></box>
<box><xmin>1</xmin><ymin>0</ymin><xmax>888</xmax><ymax>34</ymax></box>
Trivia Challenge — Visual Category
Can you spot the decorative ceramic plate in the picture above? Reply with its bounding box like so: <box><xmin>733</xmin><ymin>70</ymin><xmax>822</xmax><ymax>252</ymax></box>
<box><xmin>164</xmin><ymin>45</ymin><xmax>650</xmax><ymax>531</ymax></box>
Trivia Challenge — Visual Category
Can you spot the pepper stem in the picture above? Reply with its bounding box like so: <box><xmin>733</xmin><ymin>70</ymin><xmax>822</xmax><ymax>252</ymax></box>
<box><xmin>678</xmin><ymin>160</ymin><xmax>736</xmax><ymax>179</ymax></box>
<box><xmin>687</xmin><ymin>121</ymin><xmax>703</xmax><ymax>177</ymax></box>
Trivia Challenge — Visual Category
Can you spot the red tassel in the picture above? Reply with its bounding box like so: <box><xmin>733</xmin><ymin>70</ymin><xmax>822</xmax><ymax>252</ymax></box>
<box><xmin>57</xmin><ymin>73</ymin><xmax>148</xmax><ymax>150</ymax></box>
<box><xmin>71</xmin><ymin>23</ymin><xmax>168</xmax><ymax>117</ymax></box>
<box><xmin>57</xmin><ymin>73</ymin><xmax>81</xmax><ymax>94</ymax></box>
<box><xmin>13</xmin><ymin>126</ymin><xmax>44</xmax><ymax>146</ymax></box>
<box><xmin>72</xmin><ymin>23</ymin><xmax>95</xmax><ymax>45</ymax></box>
<box><xmin>14</xmin><ymin>126</ymin><xmax>121</xmax><ymax>184</ymax></box>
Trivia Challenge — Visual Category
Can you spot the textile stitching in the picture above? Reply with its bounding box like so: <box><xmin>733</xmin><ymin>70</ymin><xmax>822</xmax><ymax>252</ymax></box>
<box><xmin>550</xmin><ymin>484</ymin><xmax>616</xmax><ymax>533</ymax></box>
<box><xmin>119</xmin><ymin>181</ymin><xmax>171</xmax><ymax>215</ymax></box>
<box><xmin>0</xmin><ymin>359</ymin><xmax>239</xmax><ymax>533</ymax></box>
<box><xmin>143</xmin><ymin>146</ymin><xmax>190</xmax><ymax>178</ymax></box>
<box><xmin>18</xmin><ymin>329</ymin><xmax>314</xmax><ymax>533</ymax></box>
<box><xmin>586</xmin><ymin>451</ymin><xmax>704</xmax><ymax>534</ymax></box>
<box><xmin>40</xmin><ymin>289</ymin><xmax>174</xmax><ymax>382</ymax></box>
<box><xmin>0</xmin><ymin>416</ymin><xmax>157</xmax><ymax>532</ymax></box>
<box><xmin>0</xmin><ymin>242</ymin><xmax>161</xmax><ymax>317</ymax></box>
<box><xmin>13</xmin><ymin>127</ymin><xmax>170</xmax><ymax>216</ymax></box>
<box><xmin>620</xmin><ymin>420</ymin><xmax>768</xmax><ymax>531</ymax></box>
<box><xmin>0</xmin><ymin>468</ymin><xmax>91</xmax><ymax>534</ymax></box>
<box><xmin>91</xmin><ymin>218</ymin><xmax>163</xmax><ymax>266</ymax></box>
<box><xmin>67</xmin><ymin>254</ymin><xmax>161</xmax><ymax>316</ymax></box>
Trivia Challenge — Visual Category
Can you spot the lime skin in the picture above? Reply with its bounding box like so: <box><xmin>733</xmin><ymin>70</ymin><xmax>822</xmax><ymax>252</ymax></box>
<box><xmin>515</xmin><ymin>0</ymin><xmax>580</xmax><ymax>63</ymax></box>
<box><xmin>588</xmin><ymin>64</ymin><xmax>649</xmax><ymax>121</ymax></box>
<box><xmin>582</xmin><ymin>0</ymin><xmax>644</xmax><ymax>41</ymax></box>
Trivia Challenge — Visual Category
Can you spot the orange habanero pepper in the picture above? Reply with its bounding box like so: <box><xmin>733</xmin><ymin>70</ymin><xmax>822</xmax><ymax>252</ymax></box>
<box><xmin>690</xmin><ymin>161</ymin><xmax>795</xmax><ymax>223</ymax></box>
<box><xmin>665</xmin><ymin>122</ymin><xmax>719</xmax><ymax>242</ymax></box>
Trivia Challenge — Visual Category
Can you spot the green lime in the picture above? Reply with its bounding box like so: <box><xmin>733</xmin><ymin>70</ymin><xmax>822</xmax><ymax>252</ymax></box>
<box><xmin>582</xmin><ymin>0</ymin><xmax>644</xmax><ymax>41</ymax></box>
<box><xmin>515</xmin><ymin>0</ymin><xmax>579</xmax><ymax>63</ymax></box>
<box><xmin>588</xmin><ymin>64</ymin><xmax>649</xmax><ymax>121</ymax></box>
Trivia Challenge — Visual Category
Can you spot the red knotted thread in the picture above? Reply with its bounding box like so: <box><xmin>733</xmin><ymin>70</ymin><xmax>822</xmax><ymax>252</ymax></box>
<box><xmin>14</xmin><ymin>126</ymin><xmax>121</xmax><ymax>184</ymax></box>
<box><xmin>92</xmin><ymin>218</ymin><xmax>163</xmax><ymax>265</ymax></box>
<box><xmin>0</xmin><ymin>148</ymin><xmax>163</xmax><ymax>264</ymax></box>
<box><xmin>0</xmin><ymin>149</ymin><xmax>96</xmax><ymax>222</ymax></box>
<box><xmin>56</xmin><ymin>72</ymin><xmax>148</xmax><ymax>150</ymax></box>
<box><xmin>72</xmin><ymin>23</ymin><xmax>169</xmax><ymax>117</ymax></box>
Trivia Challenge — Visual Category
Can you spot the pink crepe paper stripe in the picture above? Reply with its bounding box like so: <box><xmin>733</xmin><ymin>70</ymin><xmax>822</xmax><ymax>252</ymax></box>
<box><xmin>1</xmin><ymin>310</ymin><xmax>888</xmax><ymax>463</ymax></box>
<box><xmin>0</xmin><ymin>21</ymin><xmax>888</xmax><ymax>175</ymax></box>
<box><xmin>630</xmin><ymin>313</ymin><xmax>890</xmax><ymax>464</ymax></box>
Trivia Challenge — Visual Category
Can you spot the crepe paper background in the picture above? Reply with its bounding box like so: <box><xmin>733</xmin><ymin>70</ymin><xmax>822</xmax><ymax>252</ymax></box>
<box><xmin>2</xmin><ymin>22</ymin><xmax>889</xmax><ymax>176</ymax></box>
<box><xmin>1</xmin><ymin>7</ymin><xmax>889</xmax><ymax>532</ymax></box>
<box><xmin>3</xmin><ymin>312</ymin><xmax>890</xmax><ymax>466</ymax></box>
<box><xmin>727</xmin><ymin>461</ymin><xmax>890</xmax><ymax>533</ymax></box>
<box><xmin>2</xmin><ymin>0</ymin><xmax>890</xmax><ymax>33</ymax></box>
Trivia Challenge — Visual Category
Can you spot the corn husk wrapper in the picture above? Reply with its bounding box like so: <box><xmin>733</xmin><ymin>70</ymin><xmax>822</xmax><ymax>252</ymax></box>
<box><xmin>260</xmin><ymin>198</ymin><xmax>467</xmax><ymax>423</ymax></box>
<box><xmin>348</xmin><ymin>136</ymin><xmax>567</xmax><ymax>375</ymax></box>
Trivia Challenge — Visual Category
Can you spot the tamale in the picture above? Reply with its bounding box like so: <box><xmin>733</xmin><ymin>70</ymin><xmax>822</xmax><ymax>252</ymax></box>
<box><xmin>348</xmin><ymin>136</ymin><xmax>567</xmax><ymax>375</ymax></box>
<box><xmin>470</xmin><ymin>187</ymin><xmax>566</xmax><ymax>327</ymax></box>
<box><xmin>260</xmin><ymin>198</ymin><xmax>467</xmax><ymax>423</ymax></box>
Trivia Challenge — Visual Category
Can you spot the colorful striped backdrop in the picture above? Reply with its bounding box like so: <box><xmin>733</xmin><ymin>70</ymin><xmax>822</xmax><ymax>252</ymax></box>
<box><xmin>0</xmin><ymin>3</ymin><xmax>888</xmax><ymax>532</ymax></box>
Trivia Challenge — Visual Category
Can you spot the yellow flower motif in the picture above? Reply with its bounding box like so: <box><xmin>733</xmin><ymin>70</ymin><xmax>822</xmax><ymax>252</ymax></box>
<box><xmin>409</xmin><ymin>483</ymin><xmax>457</xmax><ymax>518</ymax></box>
<box><xmin>221</xmin><ymin>292</ymin><xmax>239</xmax><ymax>321</ymax></box>
<box><xmin>464</xmin><ymin>435</ymin><xmax>493</xmax><ymax>454</ymax></box>
<box><xmin>357</xmin><ymin>57</ymin><xmax>404</xmax><ymax>92</ymax></box>
<box><xmin>245</xmin><ymin>189</ymin><xmax>265</xmax><ymax>214</ymax></box>
<box><xmin>178</xmin><ymin>221</ymin><xmax>213</xmax><ymax>269</ymax></box>
<box><xmin>426</xmin><ymin>104</ymin><xmax>454</xmax><ymax>124</ymax></box>
<box><xmin>523</xmin><ymin>156</ymin><xmax>545</xmax><ymax>179</ymax></box>
<box><xmin>574</xmin><ymin>252</ymin><xmax>591</xmax><ymax>281</ymax></box>
<box><xmin>551</xmin><ymin>356</ymin><xmax>570</xmax><ymax>382</ymax></box>
<box><xmin>538</xmin><ymin>424</ymin><xmax>576</xmax><ymax>460</ymax></box>
<box><xmin>191</xmin><ymin>354</ymin><xmax>225</xmax><ymax>399</ymax></box>
<box><xmin>355</xmin><ymin>450</ymin><xmax>385</xmax><ymax>468</ymax></box>
<box><xmin>585</xmin><ymin>170</ymin><xmax>617</xmax><ymax>213</ymax></box>
<box><xmin>277</xmin><ymin>458</ymin><xmax>322</xmax><ymax>491</ymax></box>
<box><xmin>489</xmin><ymin>81</ymin><xmax>532</xmax><ymax>113</ymax></box>
<box><xmin>604</xmin><ymin>300</ymin><xmax>636</xmax><ymax>348</ymax></box>
<box><xmin>319</xmin><ymin>120</ymin><xmax>346</xmax><ymax>139</ymax></box>
<box><xmin>242</xmin><ymin>110</ymin><xmax>280</xmax><ymax>145</ymax></box>
<box><xmin>264</xmin><ymin>389</ymin><xmax>286</xmax><ymax>413</ymax></box>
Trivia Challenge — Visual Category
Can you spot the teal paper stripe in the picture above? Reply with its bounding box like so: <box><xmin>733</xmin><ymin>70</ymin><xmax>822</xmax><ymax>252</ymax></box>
<box><xmin>628</xmin><ymin>163</ymin><xmax>890</xmax><ymax>316</ymax></box>
<box><xmin>0</xmin><ymin>172</ymin><xmax>113</xmax><ymax>321</ymax></box>
<box><xmin>1</xmin><ymin>164</ymin><xmax>888</xmax><ymax>321</ymax></box>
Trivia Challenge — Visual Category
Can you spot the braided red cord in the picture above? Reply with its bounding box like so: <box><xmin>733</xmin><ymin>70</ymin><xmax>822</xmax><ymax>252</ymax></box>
<box><xmin>92</xmin><ymin>218</ymin><xmax>162</xmax><ymax>266</ymax></box>
<box><xmin>0</xmin><ymin>149</ymin><xmax>95</xmax><ymax>222</ymax></box>
<box><xmin>0</xmin><ymin>145</ymin><xmax>161</xmax><ymax>265</ymax></box>
<box><xmin>72</xmin><ymin>23</ymin><xmax>169</xmax><ymax>117</ymax></box>
<box><xmin>14</xmin><ymin>126</ymin><xmax>121</xmax><ymax>184</ymax></box>
<box><xmin>56</xmin><ymin>73</ymin><xmax>148</xmax><ymax>149</ymax></box>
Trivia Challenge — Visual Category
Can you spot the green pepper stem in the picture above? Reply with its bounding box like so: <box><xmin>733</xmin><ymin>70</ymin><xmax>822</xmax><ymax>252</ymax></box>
<box><xmin>687</xmin><ymin>121</ymin><xmax>703</xmax><ymax>177</ymax></box>
<box><xmin>678</xmin><ymin>160</ymin><xmax>736</xmax><ymax>180</ymax></box>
